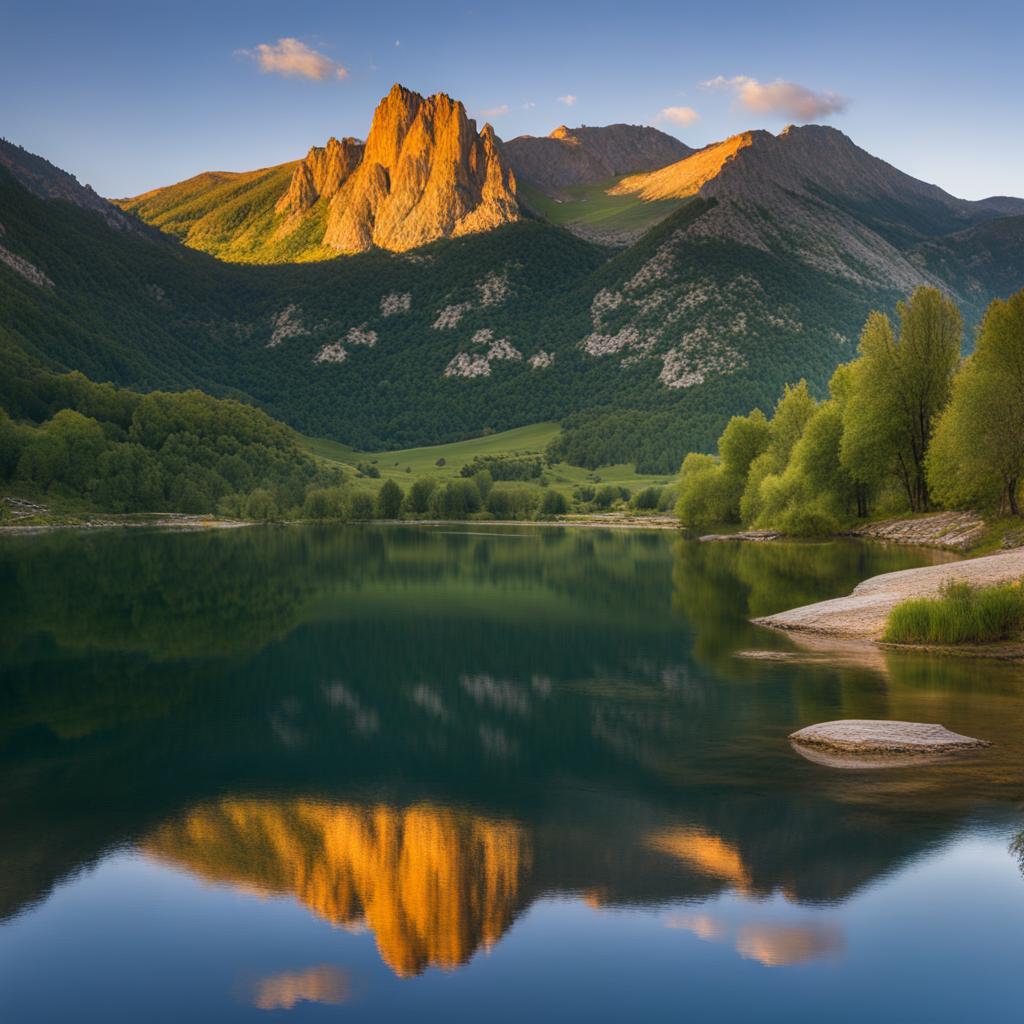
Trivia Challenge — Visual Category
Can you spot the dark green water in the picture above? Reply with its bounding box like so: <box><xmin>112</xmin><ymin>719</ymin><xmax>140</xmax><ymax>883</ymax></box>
<box><xmin>1</xmin><ymin>525</ymin><xmax>1023</xmax><ymax>1022</ymax></box>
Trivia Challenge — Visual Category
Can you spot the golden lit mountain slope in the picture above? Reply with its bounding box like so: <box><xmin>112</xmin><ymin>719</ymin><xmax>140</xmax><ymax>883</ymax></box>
<box><xmin>145</xmin><ymin>799</ymin><xmax>530</xmax><ymax>977</ymax></box>
<box><xmin>116</xmin><ymin>84</ymin><xmax>519</xmax><ymax>261</ymax></box>
<box><xmin>609</xmin><ymin>132</ymin><xmax>759</xmax><ymax>201</ymax></box>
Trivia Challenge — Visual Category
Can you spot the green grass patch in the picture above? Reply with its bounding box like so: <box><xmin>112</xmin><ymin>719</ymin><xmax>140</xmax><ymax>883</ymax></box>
<box><xmin>883</xmin><ymin>580</ymin><xmax>1024</xmax><ymax>644</ymax></box>
<box><xmin>298</xmin><ymin>422</ymin><xmax>674</xmax><ymax>498</ymax></box>
<box><xmin>518</xmin><ymin>180</ymin><xmax>688</xmax><ymax>235</ymax></box>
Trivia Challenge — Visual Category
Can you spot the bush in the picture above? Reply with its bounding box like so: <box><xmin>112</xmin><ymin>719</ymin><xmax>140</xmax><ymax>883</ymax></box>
<box><xmin>303</xmin><ymin>486</ymin><xmax>347</xmax><ymax>520</ymax></box>
<box><xmin>573</xmin><ymin>484</ymin><xmax>595</xmax><ymax>504</ymax></box>
<box><xmin>377</xmin><ymin>479</ymin><xmax>404</xmax><ymax>519</ymax></box>
<box><xmin>487</xmin><ymin>483</ymin><xmax>541</xmax><ymax>520</ymax></box>
<box><xmin>347</xmin><ymin>490</ymin><xmax>376</xmax><ymax>520</ymax></box>
<box><xmin>430</xmin><ymin>479</ymin><xmax>482</xmax><ymax>518</ymax></box>
<box><xmin>632</xmin><ymin>486</ymin><xmax>662</xmax><ymax>510</ymax></box>
<box><xmin>460</xmin><ymin>454</ymin><xmax>543</xmax><ymax>481</ymax></box>
<box><xmin>883</xmin><ymin>580</ymin><xmax>1024</xmax><ymax>644</ymax></box>
<box><xmin>540</xmin><ymin>489</ymin><xmax>568</xmax><ymax>516</ymax></box>
<box><xmin>244</xmin><ymin>489</ymin><xmax>278</xmax><ymax>521</ymax></box>
<box><xmin>356</xmin><ymin>461</ymin><xmax>380</xmax><ymax>478</ymax></box>
<box><xmin>404</xmin><ymin>477</ymin><xmax>436</xmax><ymax>516</ymax></box>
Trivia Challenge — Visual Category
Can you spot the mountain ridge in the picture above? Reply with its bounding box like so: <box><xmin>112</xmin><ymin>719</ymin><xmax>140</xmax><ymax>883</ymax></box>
<box><xmin>115</xmin><ymin>84</ymin><xmax>519</xmax><ymax>261</ymax></box>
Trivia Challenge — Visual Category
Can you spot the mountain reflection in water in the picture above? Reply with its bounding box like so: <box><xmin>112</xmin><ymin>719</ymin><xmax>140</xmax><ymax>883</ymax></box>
<box><xmin>2</xmin><ymin>524</ymin><xmax>1024</xmax><ymax>1012</ymax></box>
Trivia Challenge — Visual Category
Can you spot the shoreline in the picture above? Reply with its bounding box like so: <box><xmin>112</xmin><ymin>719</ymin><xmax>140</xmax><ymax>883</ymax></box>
<box><xmin>0</xmin><ymin>512</ymin><xmax>682</xmax><ymax>536</ymax></box>
<box><xmin>753</xmin><ymin>546</ymin><xmax>1024</xmax><ymax>657</ymax></box>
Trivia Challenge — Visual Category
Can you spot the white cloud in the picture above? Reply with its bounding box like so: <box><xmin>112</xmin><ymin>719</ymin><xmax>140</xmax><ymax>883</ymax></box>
<box><xmin>656</xmin><ymin>105</ymin><xmax>700</xmax><ymax>127</ymax></box>
<box><xmin>478</xmin><ymin>104</ymin><xmax>510</xmax><ymax>118</ymax></box>
<box><xmin>522</xmin><ymin>101</ymin><xmax>537</xmax><ymax>110</ymax></box>
<box><xmin>557</xmin><ymin>94</ymin><xmax>577</xmax><ymax>106</ymax></box>
<box><xmin>701</xmin><ymin>75</ymin><xmax>848</xmax><ymax>120</ymax></box>
<box><xmin>243</xmin><ymin>38</ymin><xmax>348</xmax><ymax>81</ymax></box>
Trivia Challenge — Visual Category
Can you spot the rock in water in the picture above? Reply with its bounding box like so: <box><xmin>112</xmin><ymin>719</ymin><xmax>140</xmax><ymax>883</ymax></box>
<box><xmin>790</xmin><ymin>719</ymin><xmax>989</xmax><ymax>761</ymax></box>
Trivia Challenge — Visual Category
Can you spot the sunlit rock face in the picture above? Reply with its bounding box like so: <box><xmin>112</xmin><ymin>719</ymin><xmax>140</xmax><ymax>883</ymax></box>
<box><xmin>145</xmin><ymin>799</ymin><xmax>530</xmax><ymax>977</ymax></box>
<box><xmin>321</xmin><ymin>84</ymin><xmax>519</xmax><ymax>253</ymax></box>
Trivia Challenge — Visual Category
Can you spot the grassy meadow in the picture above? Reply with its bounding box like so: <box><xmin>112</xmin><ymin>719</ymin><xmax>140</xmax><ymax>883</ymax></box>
<box><xmin>299</xmin><ymin>422</ymin><xmax>676</xmax><ymax>497</ymax></box>
<box><xmin>518</xmin><ymin>180</ymin><xmax>687</xmax><ymax>238</ymax></box>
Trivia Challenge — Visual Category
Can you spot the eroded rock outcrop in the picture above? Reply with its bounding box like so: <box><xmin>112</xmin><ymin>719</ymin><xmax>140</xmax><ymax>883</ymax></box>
<box><xmin>322</xmin><ymin>85</ymin><xmax>519</xmax><ymax>253</ymax></box>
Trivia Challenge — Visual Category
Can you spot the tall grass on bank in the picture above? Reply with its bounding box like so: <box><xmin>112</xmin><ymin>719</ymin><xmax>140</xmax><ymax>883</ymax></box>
<box><xmin>883</xmin><ymin>580</ymin><xmax>1024</xmax><ymax>645</ymax></box>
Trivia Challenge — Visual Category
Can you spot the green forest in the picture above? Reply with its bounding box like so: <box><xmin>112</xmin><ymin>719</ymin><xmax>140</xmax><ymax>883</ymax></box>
<box><xmin>675</xmin><ymin>287</ymin><xmax>1024</xmax><ymax>533</ymax></box>
<box><xmin>0</xmin><ymin>166</ymin><xmax>931</xmax><ymax>472</ymax></box>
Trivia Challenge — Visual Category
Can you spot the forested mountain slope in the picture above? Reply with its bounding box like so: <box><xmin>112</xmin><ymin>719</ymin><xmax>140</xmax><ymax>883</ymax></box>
<box><xmin>3</xmin><ymin>121</ymin><xmax>1024</xmax><ymax>472</ymax></box>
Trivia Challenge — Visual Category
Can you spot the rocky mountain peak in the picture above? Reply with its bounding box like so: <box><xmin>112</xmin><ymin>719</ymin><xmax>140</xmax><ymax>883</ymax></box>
<box><xmin>504</xmin><ymin>123</ymin><xmax>693</xmax><ymax>196</ymax></box>
<box><xmin>321</xmin><ymin>84</ymin><xmax>519</xmax><ymax>253</ymax></box>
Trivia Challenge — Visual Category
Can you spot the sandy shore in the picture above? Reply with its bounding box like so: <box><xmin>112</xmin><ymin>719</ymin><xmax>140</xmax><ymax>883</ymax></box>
<box><xmin>753</xmin><ymin>547</ymin><xmax>1024</xmax><ymax>640</ymax></box>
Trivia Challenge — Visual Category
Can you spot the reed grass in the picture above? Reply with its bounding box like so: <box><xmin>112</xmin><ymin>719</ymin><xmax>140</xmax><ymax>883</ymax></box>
<box><xmin>883</xmin><ymin>580</ymin><xmax>1024</xmax><ymax>645</ymax></box>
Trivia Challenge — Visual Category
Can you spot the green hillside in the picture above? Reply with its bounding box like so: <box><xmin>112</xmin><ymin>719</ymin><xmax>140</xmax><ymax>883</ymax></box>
<box><xmin>115</xmin><ymin>163</ymin><xmax>339</xmax><ymax>264</ymax></box>
<box><xmin>518</xmin><ymin>179</ymin><xmax>688</xmax><ymax>241</ymax></box>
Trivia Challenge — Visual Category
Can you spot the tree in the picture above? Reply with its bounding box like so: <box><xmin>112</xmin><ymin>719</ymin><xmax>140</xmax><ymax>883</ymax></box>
<box><xmin>541</xmin><ymin>489</ymin><xmax>568</xmax><ymax>516</ymax></box>
<box><xmin>676</xmin><ymin>453</ymin><xmax>731</xmax><ymax>528</ymax></box>
<box><xmin>303</xmin><ymin>486</ymin><xmax>347</xmax><ymax>520</ymax></box>
<box><xmin>740</xmin><ymin>381</ymin><xmax>817</xmax><ymax>524</ymax></box>
<box><xmin>841</xmin><ymin>288</ymin><xmax>961</xmax><ymax>512</ymax></box>
<box><xmin>377</xmin><ymin>479</ymin><xmax>404</xmax><ymax>519</ymax></box>
<box><xmin>347</xmin><ymin>490</ymin><xmax>376</xmax><ymax>520</ymax></box>
<box><xmin>244</xmin><ymin>489</ymin><xmax>278</xmax><ymax>521</ymax></box>
<box><xmin>927</xmin><ymin>290</ymin><xmax>1024</xmax><ymax>513</ymax></box>
<box><xmin>404</xmin><ymin>477</ymin><xmax>436</xmax><ymax>516</ymax></box>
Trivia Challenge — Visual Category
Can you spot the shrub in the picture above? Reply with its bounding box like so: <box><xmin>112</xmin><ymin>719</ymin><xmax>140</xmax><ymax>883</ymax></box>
<box><xmin>540</xmin><ymin>489</ymin><xmax>568</xmax><ymax>516</ymax></box>
<box><xmin>460</xmin><ymin>454</ymin><xmax>543</xmax><ymax>481</ymax></box>
<box><xmin>303</xmin><ymin>486</ymin><xmax>347</xmax><ymax>520</ymax></box>
<box><xmin>377</xmin><ymin>479</ymin><xmax>404</xmax><ymax>519</ymax></box>
<box><xmin>883</xmin><ymin>580</ymin><xmax>1024</xmax><ymax>644</ymax></box>
<box><xmin>404</xmin><ymin>477</ymin><xmax>436</xmax><ymax>516</ymax></box>
<box><xmin>347</xmin><ymin>490</ymin><xmax>376</xmax><ymax>520</ymax></box>
<box><xmin>593</xmin><ymin>484</ymin><xmax>621</xmax><ymax>510</ymax></box>
<box><xmin>573</xmin><ymin>484</ymin><xmax>595</xmax><ymax>504</ymax></box>
<box><xmin>632</xmin><ymin>486</ymin><xmax>662</xmax><ymax>510</ymax></box>
<box><xmin>356</xmin><ymin>461</ymin><xmax>380</xmax><ymax>478</ymax></box>
<box><xmin>487</xmin><ymin>483</ymin><xmax>541</xmax><ymax>520</ymax></box>
<box><xmin>244</xmin><ymin>488</ymin><xmax>278</xmax><ymax>521</ymax></box>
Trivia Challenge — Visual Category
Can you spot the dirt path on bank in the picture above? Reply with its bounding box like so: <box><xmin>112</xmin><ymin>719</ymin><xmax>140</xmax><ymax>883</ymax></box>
<box><xmin>753</xmin><ymin>547</ymin><xmax>1024</xmax><ymax>640</ymax></box>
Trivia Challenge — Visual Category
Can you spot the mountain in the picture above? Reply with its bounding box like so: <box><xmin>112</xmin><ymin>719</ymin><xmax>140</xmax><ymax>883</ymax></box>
<box><xmin>3</xmin><ymin>115</ymin><xmax>1024</xmax><ymax>472</ymax></box>
<box><xmin>116</xmin><ymin>84</ymin><xmax>519</xmax><ymax>262</ymax></box>
<box><xmin>0</xmin><ymin>137</ymin><xmax>138</xmax><ymax>232</ymax></box>
<box><xmin>503</xmin><ymin>124</ymin><xmax>692</xmax><ymax>196</ymax></box>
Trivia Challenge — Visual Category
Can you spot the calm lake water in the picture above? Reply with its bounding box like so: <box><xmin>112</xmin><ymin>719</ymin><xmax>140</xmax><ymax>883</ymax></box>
<box><xmin>2</xmin><ymin>525</ymin><xmax>1023</xmax><ymax>1022</ymax></box>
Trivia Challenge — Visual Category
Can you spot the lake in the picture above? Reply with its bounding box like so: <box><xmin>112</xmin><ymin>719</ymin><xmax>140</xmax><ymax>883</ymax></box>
<box><xmin>1</xmin><ymin>525</ymin><xmax>1022</xmax><ymax>1022</ymax></box>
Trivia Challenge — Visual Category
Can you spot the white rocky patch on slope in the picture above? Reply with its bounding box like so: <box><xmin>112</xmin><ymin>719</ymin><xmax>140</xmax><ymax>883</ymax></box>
<box><xmin>659</xmin><ymin>328</ymin><xmax>744</xmax><ymax>389</ymax></box>
<box><xmin>476</xmin><ymin>270</ymin><xmax>511</xmax><ymax>306</ymax></box>
<box><xmin>346</xmin><ymin>324</ymin><xmax>378</xmax><ymax>347</ymax></box>
<box><xmin>0</xmin><ymin>243</ymin><xmax>53</xmax><ymax>288</ymax></box>
<box><xmin>444</xmin><ymin>327</ymin><xmax>522</xmax><ymax>378</ymax></box>
<box><xmin>444</xmin><ymin>352</ymin><xmax>492</xmax><ymax>378</ymax></box>
<box><xmin>528</xmin><ymin>350</ymin><xmax>554</xmax><ymax>369</ymax></box>
<box><xmin>313</xmin><ymin>342</ymin><xmax>347</xmax><ymax>364</ymax></box>
<box><xmin>268</xmin><ymin>305</ymin><xmax>309</xmax><ymax>347</ymax></box>
<box><xmin>380</xmin><ymin>291</ymin><xmax>412</xmax><ymax>316</ymax></box>
<box><xmin>433</xmin><ymin>302</ymin><xmax>472</xmax><ymax>329</ymax></box>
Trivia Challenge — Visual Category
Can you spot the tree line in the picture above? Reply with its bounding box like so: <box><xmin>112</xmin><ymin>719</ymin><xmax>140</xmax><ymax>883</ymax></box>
<box><xmin>676</xmin><ymin>287</ymin><xmax>1024</xmax><ymax>532</ymax></box>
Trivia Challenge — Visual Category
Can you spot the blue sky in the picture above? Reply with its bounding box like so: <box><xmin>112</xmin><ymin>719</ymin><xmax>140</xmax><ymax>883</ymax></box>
<box><xmin>3</xmin><ymin>0</ymin><xmax>1022</xmax><ymax>200</ymax></box>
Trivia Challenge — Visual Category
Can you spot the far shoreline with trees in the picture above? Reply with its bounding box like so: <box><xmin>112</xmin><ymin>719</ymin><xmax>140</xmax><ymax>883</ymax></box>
<box><xmin>676</xmin><ymin>287</ymin><xmax>1024</xmax><ymax>537</ymax></box>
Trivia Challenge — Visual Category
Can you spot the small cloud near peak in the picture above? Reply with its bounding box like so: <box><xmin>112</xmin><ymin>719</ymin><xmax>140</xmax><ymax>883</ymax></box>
<box><xmin>702</xmin><ymin>75</ymin><xmax>848</xmax><ymax>120</ymax></box>
<box><xmin>656</xmin><ymin>105</ymin><xmax>700</xmax><ymax>127</ymax></box>
<box><xmin>241</xmin><ymin>38</ymin><xmax>348</xmax><ymax>81</ymax></box>
<box><xmin>557</xmin><ymin>94</ymin><xmax>577</xmax><ymax>106</ymax></box>
<box><xmin>478</xmin><ymin>104</ymin><xmax>510</xmax><ymax>118</ymax></box>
